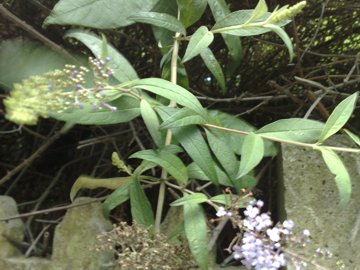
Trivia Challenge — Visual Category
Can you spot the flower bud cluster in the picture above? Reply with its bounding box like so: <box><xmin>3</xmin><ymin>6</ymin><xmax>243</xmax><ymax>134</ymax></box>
<box><xmin>267</xmin><ymin>1</ymin><xmax>307</xmax><ymax>24</ymax></box>
<box><xmin>4</xmin><ymin>57</ymin><xmax>118</xmax><ymax>125</ymax></box>
<box><xmin>231</xmin><ymin>200</ymin><xmax>311</xmax><ymax>270</ymax></box>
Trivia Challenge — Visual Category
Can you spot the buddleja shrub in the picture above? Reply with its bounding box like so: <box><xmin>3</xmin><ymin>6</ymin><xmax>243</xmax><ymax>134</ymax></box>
<box><xmin>3</xmin><ymin>0</ymin><xmax>359</xmax><ymax>269</ymax></box>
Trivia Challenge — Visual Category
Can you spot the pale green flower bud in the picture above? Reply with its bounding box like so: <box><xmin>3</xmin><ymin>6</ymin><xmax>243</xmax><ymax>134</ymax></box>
<box><xmin>268</xmin><ymin>1</ymin><xmax>306</xmax><ymax>24</ymax></box>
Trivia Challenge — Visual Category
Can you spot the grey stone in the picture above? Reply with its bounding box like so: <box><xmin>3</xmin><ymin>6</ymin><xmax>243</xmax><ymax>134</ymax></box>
<box><xmin>280</xmin><ymin>136</ymin><xmax>360</xmax><ymax>269</ymax></box>
<box><xmin>51</xmin><ymin>197</ymin><xmax>113</xmax><ymax>270</ymax></box>
<box><xmin>0</xmin><ymin>196</ymin><xmax>24</xmax><ymax>258</ymax></box>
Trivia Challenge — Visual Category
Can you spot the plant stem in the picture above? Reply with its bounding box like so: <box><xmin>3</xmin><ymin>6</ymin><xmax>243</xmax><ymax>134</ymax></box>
<box><xmin>154</xmin><ymin>31</ymin><xmax>181</xmax><ymax>233</ymax></box>
<box><xmin>204</xmin><ymin>123</ymin><xmax>360</xmax><ymax>154</ymax></box>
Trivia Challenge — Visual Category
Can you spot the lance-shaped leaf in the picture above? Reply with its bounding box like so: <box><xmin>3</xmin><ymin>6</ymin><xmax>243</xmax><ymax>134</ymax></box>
<box><xmin>160</xmin><ymin>107</ymin><xmax>207</xmax><ymax>129</ymax></box>
<box><xmin>44</xmin><ymin>0</ymin><xmax>158</xmax><ymax>28</ymax></box>
<box><xmin>128</xmin><ymin>12</ymin><xmax>186</xmax><ymax>34</ymax></box>
<box><xmin>183</xmin><ymin>26</ymin><xmax>214</xmax><ymax>63</ymax></box>
<box><xmin>130</xmin><ymin>149</ymin><xmax>188</xmax><ymax>183</ymax></box>
<box><xmin>200</xmin><ymin>47</ymin><xmax>226</xmax><ymax>91</ymax></box>
<box><xmin>245</xmin><ymin>0</ymin><xmax>268</xmax><ymax>24</ymax></box>
<box><xmin>129</xmin><ymin>78</ymin><xmax>207</xmax><ymax>119</ymax></box>
<box><xmin>140</xmin><ymin>99</ymin><xmax>163</xmax><ymax>146</ymax></box>
<box><xmin>257</xmin><ymin>118</ymin><xmax>324</xmax><ymax>143</ymax></box>
<box><xmin>130</xmin><ymin>173</ymin><xmax>154</xmax><ymax>226</ymax></box>
<box><xmin>318</xmin><ymin>92</ymin><xmax>358</xmax><ymax>143</ymax></box>
<box><xmin>70</xmin><ymin>175</ymin><xmax>131</xmax><ymax>202</ymax></box>
<box><xmin>207</xmin><ymin>0</ymin><xmax>242</xmax><ymax>76</ymax></box>
<box><xmin>237</xmin><ymin>133</ymin><xmax>264</xmax><ymax>178</ymax></box>
<box><xmin>187</xmin><ymin>162</ymin><xmax>233</xmax><ymax>187</ymax></box>
<box><xmin>174</xmin><ymin>126</ymin><xmax>218</xmax><ymax>184</ymax></box>
<box><xmin>177</xmin><ymin>0</ymin><xmax>208</xmax><ymax>27</ymax></box>
<box><xmin>205</xmin><ymin>129</ymin><xmax>238</xmax><ymax>179</ymax></box>
<box><xmin>102</xmin><ymin>183</ymin><xmax>130</xmax><ymax>217</ymax></box>
<box><xmin>264</xmin><ymin>24</ymin><xmax>294</xmax><ymax>61</ymax></box>
<box><xmin>184</xmin><ymin>197</ymin><xmax>209</xmax><ymax>270</ymax></box>
<box><xmin>318</xmin><ymin>147</ymin><xmax>351</xmax><ymax>208</ymax></box>
<box><xmin>210</xmin><ymin>194</ymin><xmax>253</xmax><ymax>208</ymax></box>
<box><xmin>50</xmin><ymin>96</ymin><xmax>140</xmax><ymax>125</ymax></box>
<box><xmin>65</xmin><ymin>30</ymin><xmax>138</xmax><ymax>83</ymax></box>
<box><xmin>171</xmin><ymin>193</ymin><xmax>208</xmax><ymax>206</ymax></box>
<box><xmin>344</xmin><ymin>129</ymin><xmax>360</xmax><ymax>147</ymax></box>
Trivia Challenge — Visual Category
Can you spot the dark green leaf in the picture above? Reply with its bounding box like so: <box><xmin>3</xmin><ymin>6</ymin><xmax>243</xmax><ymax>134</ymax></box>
<box><xmin>257</xmin><ymin>118</ymin><xmax>325</xmax><ymax>143</ymax></box>
<box><xmin>50</xmin><ymin>95</ymin><xmax>140</xmax><ymax>125</ymax></box>
<box><xmin>129</xmin><ymin>78</ymin><xmax>207</xmax><ymax>118</ymax></box>
<box><xmin>207</xmin><ymin>0</ymin><xmax>243</xmax><ymax>75</ymax></box>
<box><xmin>184</xmin><ymin>198</ymin><xmax>209</xmax><ymax>269</ymax></box>
<box><xmin>44</xmin><ymin>0</ymin><xmax>158</xmax><ymax>28</ymax></box>
<box><xmin>65</xmin><ymin>30</ymin><xmax>138</xmax><ymax>83</ymax></box>
<box><xmin>183</xmin><ymin>26</ymin><xmax>214</xmax><ymax>63</ymax></box>
<box><xmin>171</xmin><ymin>193</ymin><xmax>208</xmax><ymax>206</ymax></box>
<box><xmin>174</xmin><ymin>126</ymin><xmax>218</xmax><ymax>184</ymax></box>
<box><xmin>160</xmin><ymin>107</ymin><xmax>207</xmax><ymax>129</ymax></box>
<box><xmin>129</xmin><ymin>12</ymin><xmax>186</xmax><ymax>34</ymax></box>
<box><xmin>205</xmin><ymin>129</ymin><xmax>238</xmax><ymax>179</ymax></box>
<box><xmin>210</xmin><ymin>194</ymin><xmax>253</xmax><ymax>208</ymax></box>
<box><xmin>318</xmin><ymin>92</ymin><xmax>358</xmax><ymax>143</ymax></box>
<box><xmin>187</xmin><ymin>162</ymin><xmax>233</xmax><ymax>186</ymax></box>
<box><xmin>130</xmin><ymin>149</ymin><xmax>188</xmax><ymax>183</ymax></box>
<box><xmin>161</xmin><ymin>56</ymin><xmax>190</xmax><ymax>89</ymax></box>
<box><xmin>237</xmin><ymin>133</ymin><xmax>264</xmax><ymax>178</ymax></box>
<box><xmin>319</xmin><ymin>147</ymin><xmax>351</xmax><ymax>208</ymax></box>
<box><xmin>140</xmin><ymin>99</ymin><xmax>163</xmax><ymax>146</ymax></box>
<box><xmin>177</xmin><ymin>0</ymin><xmax>208</xmax><ymax>27</ymax></box>
<box><xmin>200</xmin><ymin>48</ymin><xmax>226</xmax><ymax>91</ymax></box>
<box><xmin>102</xmin><ymin>182</ymin><xmax>130</xmax><ymax>217</ymax></box>
<box><xmin>130</xmin><ymin>173</ymin><xmax>154</xmax><ymax>226</ymax></box>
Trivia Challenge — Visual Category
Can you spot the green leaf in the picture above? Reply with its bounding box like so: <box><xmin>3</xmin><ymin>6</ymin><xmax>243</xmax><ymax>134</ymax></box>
<box><xmin>128</xmin><ymin>12</ymin><xmax>186</xmax><ymax>34</ymax></box>
<box><xmin>344</xmin><ymin>129</ymin><xmax>360</xmax><ymax>147</ymax></box>
<box><xmin>177</xmin><ymin>0</ymin><xmax>208</xmax><ymax>27</ymax></box>
<box><xmin>174</xmin><ymin>126</ymin><xmax>218</xmax><ymax>184</ymax></box>
<box><xmin>0</xmin><ymin>39</ymin><xmax>74</xmax><ymax>90</ymax></box>
<box><xmin>257</xmin><ymin>118</ymin><xmax>325</xmax><ymax>143</ymax></box>
<box><xmin>129</xmin><ymin>78</ymin><xmax>207</xmax><ymax>118</ymax></box>
<box><xmin>44</xmin><ymin>0</ymin><xmax>158</xmax><ymax>28</ymax></box>
<box><xmin>210</xmin><ymin>194</ymin><xmax>253</xmax><ymax>208</ymax></box>
<box><xmin>171</xmin><ymin>193</ymin><xmax>208</xmax><ymax>206</ymax></box>
<box><xmin>208</xmin><ymin>110</ymin><xmax>256</xmax><ymax>155</ymax></box>
<box><xmin>140</xmin><ymin>99</ymin><xmax>163</xmax><ymax>147</ymax></box>
<box><xmin>183</xmin><ymin>26</ymin><xmax>214</xmax><ymax>63</ymax></box>
<box><xmin>183</xmin><ymin>198</ymin><xmax>208</xmax><ymax>270</ymax></box>
<box><xmin>130</xmin><ymin>149</ymin><xmax>188</xmax><ymax>183</ymax></box>
<box><xmin>205</xmin><ymin>129</ymin><xmax>238</xmax><ymax>179</ymax></box>
<box><xmin>264</xmin><ymin>24</ymin><xmax>294</xmax><ymax>61</ymax></box>
<box><xmin>207</xmin><ymin>0</ymin><xmax>242</xmax><ymax>76</ymax></box>
<box><xmin>212</xmin><ymin>10</ymin><xmax>290</xmax><ymax>36</ymax></box>
<box><xmin>234</xmin><ymin>175</ymin><xmax>257</xmax><ymax>191</ymax></box>
<box><xmin>318</xmin><ymin>147</ymin><xmax>351</xmax><ymax>208</ymax></box>
<box><xmin>318</xmin><ymin>92</ymin><xmax>358</xmax><ymax>143</ymax></box>
<box><xmin>102</xmin><ymin>183</ymin><xmax>130</xmax><ymax>217</ymax></box>
<box><xmin>245</xmin><ymin>0</ymin><xmax>268</xmax><ymax>24</ymax></box>
<box><xmin>187</xmin><ymin>162</ymin><xmax>233</xmax><ymax>186</ymax></box>
<box><xmin>50</xmin><ymin>96</ymin><xmax>140</xmax><ymax>125</ymax></box>
<box><xmin>70</xmin><ymin>175</ymin><xmax>131</xmax><ymax>202</ymax></box>
<box><xmin>161</xmin><ymin>55</ymin><xmax>190</xmax><ymax>89</ymax></box>
<box><xmin>130</xmin><ymin>173</ymin><xmax>154</xmax><ymax>226</ymax></box>
<box><xmin>160</xmin><ymin>107</ymin><xmax>207</xmax><ymax>129</ymax></box>
<box><xmin>237</xmin><ymin>133</ymin><xmax>264</xmax><ymax>178</ymax></box>
<box><xmin>200</xmin><ymin>48</ymin><xmax>226</xmax><ymax>91</ymax></box>
<box><xmin>65</xmin><ymin>30</ymin><xmax>138</xmax><ymax>83</ymax></box>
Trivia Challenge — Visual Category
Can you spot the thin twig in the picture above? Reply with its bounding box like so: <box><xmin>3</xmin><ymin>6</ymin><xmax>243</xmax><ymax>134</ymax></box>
<box><xmin>0</xmin><ymin>196</ymin><xmax>107</xmax><ymax>222</ymax></box>
<box><xmin>0</xmin><ymin>4</ymin><xmax>77</xmax><ymax>63</ymax></box>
